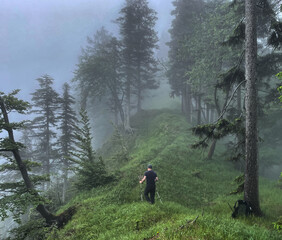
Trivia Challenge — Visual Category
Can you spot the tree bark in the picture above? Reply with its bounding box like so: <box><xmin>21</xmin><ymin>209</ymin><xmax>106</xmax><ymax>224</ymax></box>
<box><xmin>183</xmin><ymin>84</ymin><xmax>192</xmax><ymax>123</ymax></box>
<box><xmin>114</xmin><ymin>106</ymin><xmax>119</xmax><ymax>125</ymax></box>
<box><xmin>46</xmin><ymin>105</ymin><xmax>51</xmax><ymax>190</ymax></box>
<box><xmin>137</xmin><ymin>63</ymin><xmax>142</xmax><ymax>113</ymax></box>
<box><xmin>210</xmin><ymin>107</ymin><xmax>215</xmax><ymax>122</ymax></box>
<box><xmin>197</xmin><ymin>94</ymin><xmax>202</xmax><ymax>125</ymax></box>
<box><xmin>206</xmin><ymin>103</ymin><xmax>210</xmax><ymax>123</ymax></box>
<box><xmin>181</xmin><ymin>94</ymin><xmax>185</xmax><ymax>114</ymax></box>
<box><xmin>125</xmin><ymin>75</ymin><xmax>132</xmax><ymax>131</ymax></box>
<box><xmin>237</xmin><ymin>85</ymin><xmax>242</xmax><ymax>116</ymax></box>
<box><xmin>62</xmin><ymin>159</ymin><xmax>68</xmax><ymax>203</ymax></box>
<box><xmin>187</xmin><ymin>84</ymin><xmax>193</xmax><ymax>123</ymax></box>
<box><xmin>107</xmin><ymin>82</ymin><xmax>125</xmax><ymax>129</ymax></box>
<box><xmin>207</xmin><ymin>139</ymin><xmax>216</xmax><ymax>160</ymax></box>
<box><xmin>244</xmin><ymin>0</ymin><xmax>262</xmax><ymax>216</ymax></box>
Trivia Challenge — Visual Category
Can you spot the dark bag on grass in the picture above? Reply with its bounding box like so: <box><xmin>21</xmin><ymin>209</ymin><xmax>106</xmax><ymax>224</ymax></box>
<box><xmin>232</xmin><ymin>200</ymin><xmax>253</xmax><ymax>218</ymax></box>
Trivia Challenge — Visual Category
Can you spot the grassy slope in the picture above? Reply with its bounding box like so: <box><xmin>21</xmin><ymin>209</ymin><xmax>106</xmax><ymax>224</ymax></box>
<box><xmin>49</xmin><ymin>110</ymin><xmax>282</xmax><ymax>240</ymax></box>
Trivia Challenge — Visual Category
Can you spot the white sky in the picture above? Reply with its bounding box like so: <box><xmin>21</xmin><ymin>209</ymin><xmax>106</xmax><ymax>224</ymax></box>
<box><xmin>0</xmin><ymin>0</ymin><xmax>173</xmax><ymax>100</ymax></box>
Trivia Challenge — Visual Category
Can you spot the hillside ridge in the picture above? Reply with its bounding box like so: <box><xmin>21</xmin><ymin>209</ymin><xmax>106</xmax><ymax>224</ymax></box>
<box><xmin>45</xmin><ymin>110</ymin><xmax>282</xmax><ymax>240</ymax></box>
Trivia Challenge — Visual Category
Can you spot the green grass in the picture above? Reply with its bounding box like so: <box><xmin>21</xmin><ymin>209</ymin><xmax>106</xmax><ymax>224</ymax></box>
<box><xmin>47</xmin><ymin>109</ymin><xmax>282</xmax><ymax>240</ymax></box>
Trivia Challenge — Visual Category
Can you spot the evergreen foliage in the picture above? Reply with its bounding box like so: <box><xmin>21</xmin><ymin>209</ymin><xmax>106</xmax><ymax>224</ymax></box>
<box><xmin>30</xmin><ymin>75</ymin><xmax>60</xmax><ymax>189</ymax></box>
<box><xmin>276</xmin><ymin>72</ymin><xmax>282</xmax><ymax>102</ymax></box>
<box><xmin>189</xmin><ymin>0</ymin><xmax>282</xmax><ymax>158</ymax></box>
<box><xmin>70</xmin><ymin>109</ymin><xmax>114</xmax><ymax>191</ymax></box>
<box><xmin>57</xmin><ymin>83</ymin><xmax>77</xmax><ymax>202</ymax></box>
<box><xmin>167</xmin><ymin>0</ymin><xmax>203</xmax><ymax>96</ymax></box>
<box><xmin>0</xmin><ymin>91</ymin><xmax>48</xmax><ymax>224</ymax></box>
<box><xmin>74</xmin><ymin>28</ymin><xmax>125</xmax><ymax>126</ymax></box>
<box><xmin>109</xmin><ymin>123</ymin><xmax>131</xmax><ymax>165</ymax></box>
<box><xmin>8</xmin><ymin>218</ymin><xmax>48</xmax><ymax>240</ymax></box>
<box><xmin>1</xmin><ymin>90</ymin><xmax>78</xmax><ymax>230</ymax></box>
<box><xmin>117</xmin><ymin>0</ymin><xmax>159</xmax><ymax>127</ymax></box>
<box><xmin>166</xmin><ymin>0</ymin><xmax>205</xmax><ymax>122</ymax></box>
<box><xmin>2</xmin><ymin>0</ymin><xmax>282</xmax><ymax>238</ymax></box>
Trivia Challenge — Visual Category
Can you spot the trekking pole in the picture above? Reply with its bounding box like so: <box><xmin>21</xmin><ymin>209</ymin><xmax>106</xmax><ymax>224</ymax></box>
<box><xmin>140</xmin><ymin>183</ymin><xmax>143</xmax><ymax>201</ymax></box>
<box><xmin>156</xmin><ymin>191</ymin><xmax>163</xmax><ymax>204</ymax></box>
<box><xmin>138</xmin><ymin>175</ymin><xmax>143</xmax><ymax>201</ymax></box>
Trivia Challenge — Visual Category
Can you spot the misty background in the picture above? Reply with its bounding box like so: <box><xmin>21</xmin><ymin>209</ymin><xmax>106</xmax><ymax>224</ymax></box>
<box><xmin>0</xmin><ymin>2</ymin><xmax>175</xmax><ymax>236</ymax></box>
<box><xmin>0</xmin><ymin>0</ymin><xmax>179</xmax><ymax>154</ymax></box>
<box><xmin>1</xmin><ymin>0</ymin><xmax>282</xmax><ymax>239</ymax></box>
<box><xmin>1</xmin><ymin>0</ymin><xmax>173</xmax><ymax>99</ymax></box>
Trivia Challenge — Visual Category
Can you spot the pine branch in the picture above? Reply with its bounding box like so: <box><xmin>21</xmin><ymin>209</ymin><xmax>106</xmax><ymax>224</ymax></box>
<box><xmin>214</xmin><ymin>80</ymin><xmax>246</xmax><ymax>123</ymax></box>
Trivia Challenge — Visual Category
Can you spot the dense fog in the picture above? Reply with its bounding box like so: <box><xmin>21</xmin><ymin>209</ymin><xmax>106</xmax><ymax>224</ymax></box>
<box><xmin>1</xmin><ymin>0</ymin><xmax>282</xmax><ymax>239</ymax></box>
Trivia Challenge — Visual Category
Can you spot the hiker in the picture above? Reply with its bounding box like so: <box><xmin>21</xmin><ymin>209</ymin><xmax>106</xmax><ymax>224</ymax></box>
<box><xmin>139</xmin><ymin>164</ymin><xmax>158</xmax><ymax>204</ymax></box>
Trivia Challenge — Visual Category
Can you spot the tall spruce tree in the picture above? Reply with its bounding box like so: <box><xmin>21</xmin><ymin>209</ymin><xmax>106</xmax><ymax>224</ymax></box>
<box><xmin>117</xmin><ymin>0</ymin><xmax>159</xmax><ymax>129</ymax></box>
<box><xmin>74</xmin><ymin>28</ymin><xmax>125</xmax><ymax>127</ymax></box>
<box><xmin>167</xmin><ymin>0</ymin><xmax>204</xmax><ymax>122</ymax></box>
<box><xmin>30</xmin><ymin>74</ymin><xmax>60</xmax><ymax>190</ymax></box>
<box><xmin>58</xmin><ymin>83</ymin><xmax>77</xmax><ymax>203</ymax></box>
<box><xmin>71</xmin><ymin>109</ymin><xmax>113</xmax><ymax>190</ymax></box>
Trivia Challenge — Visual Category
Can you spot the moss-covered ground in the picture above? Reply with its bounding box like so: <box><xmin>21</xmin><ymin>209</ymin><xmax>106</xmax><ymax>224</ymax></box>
<box><xmin>47</xmin><ymin>110</ymin><xmax>282</xmax><ymax>240</ymax></box>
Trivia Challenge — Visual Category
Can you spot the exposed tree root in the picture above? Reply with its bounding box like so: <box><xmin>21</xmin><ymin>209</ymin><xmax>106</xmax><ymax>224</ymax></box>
<box><xmin>54</xmin><ymin>205</ymin><xmax>78</xmax><ymax>228</ymax></box>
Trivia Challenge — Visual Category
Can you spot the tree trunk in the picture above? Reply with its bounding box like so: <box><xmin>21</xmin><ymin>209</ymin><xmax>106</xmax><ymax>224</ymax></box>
<box><xmin>200</xmin><ymin>104</ymin><xmax>207</xmax><ymax>123</ymax></box>
<box><xmin>244</xmin><ymin>0</ymin><xmax>262</xmax><ymax>216</ymax></box>
<box><xmin>197</xmin><ymin>94</ymin><xmax>201</xmax><ymax>125</ymax></box>
<box><xmin>181</xmin><ymin>85</ymin><xmax>187</xmax><ymax>117</ymax></box>
<box><xmin>46</xmin><ymin>110</ymin><xmax>51</xmax><ymax>190</ymax></box>
<box><xmin>114</xmin><ymin>107</ymin><xmax>119</xmax><ymax>125</ymax></box>
<box><xmin>62</xmin><ymin>159</ymin><xmax>68</xmax><ymax>203</ymax></box>
<box><xmin>107</xmin><ymin>83</ymin><xmax>125</xmax><ymax>129</ymax></box>
<box><xmin>117</xmin><ymin>101</ymin><xmax>125</xmax><ymax>129</ymax></box>
<box><xmin>181</xmin><ymin>90</ymin><xmax>185</xmax><ymax>114</ymax></box>
<box><xmin>187</xmin><ymin>85</ymin><xmax>192</xmax><ymax>123</ymax></box>
<box><xmin>183</xmin><ymin>84</ymin><xmax>192</xmax><ymax>123</ymax></box>
<box><xmin>237</xmin><ymin>85</ymin><xmax>242</xmax><ymax>116</ymax></box>
<box><xmin>207</xmin><ymin>139</ymin><xmax>216</xmax><ymax>160</ymax></box>
<box><xmin>236</xmin><ymin>85</ymin><xmax>244</xmax><ymax>165</ymax></box>
<box><xmin>125</xmin><ymin>75</ymin><xmax>131</xmax><ymax>131</ymax></box>
<box><xmin>137</xmin><ymin>88</ymin><xmax>141</xmax><ymax>113</ymax></box>
<box><xmin>137</xmin><ymin>64</ymin><xmax>142</xmax><ymax>112</ymax></box>
<box><xmin>210</xmin><ymin>107</ymin><xmax>214</xmax><ymax>122</ymax></box>
<box><xmin>206</xmin><ymin>103</ymin><xmax>210</xmax><ymax>123</ymax></box>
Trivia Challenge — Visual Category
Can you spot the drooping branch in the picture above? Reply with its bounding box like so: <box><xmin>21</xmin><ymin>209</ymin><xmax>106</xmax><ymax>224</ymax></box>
<box><xmin>214</xmin><ymin>80</ymin><xmax>246</xmax><ymax>123</ymax></box>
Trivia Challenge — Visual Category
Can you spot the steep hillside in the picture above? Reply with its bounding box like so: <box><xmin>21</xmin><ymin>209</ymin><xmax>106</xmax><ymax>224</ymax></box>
<box><xmin>45</xmin><ymin>110</ymin><xmax>282</xmax><ymax>240</ymax></box>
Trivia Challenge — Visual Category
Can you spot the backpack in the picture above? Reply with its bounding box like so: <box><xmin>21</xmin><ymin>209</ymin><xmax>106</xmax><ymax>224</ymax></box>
<box><xmin>231</xmin><ymin>200</ymin><xmax>253</xmax><ymax>218</ymax></box>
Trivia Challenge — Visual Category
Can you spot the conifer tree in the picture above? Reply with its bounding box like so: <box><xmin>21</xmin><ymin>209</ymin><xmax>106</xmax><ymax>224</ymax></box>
<box><xmin>30</xmin><ymin>74</ymin><xmax>60</xmax><ymax>189</ymax></box>
<box><xmin>0</xmin><ymin>91</ymin><xmax>76</xmax><ymax>226</ymax></box>
<box><xmin>190</xmin><ymin>0</ymin><xmax>281</xmax><ymax>160</ymax></box>
<box><xmin>74</xmin><ymin>28</ymin><xmax>125</xmax><ymax>127</ymax></box>
<box><xmin>117</xmin><ymin>0</ymin><xmax>159</xmax><ymax>128</ymax></box>
<box><xmin>58</xmin><ymin>83</ymin><xmax>77</xmax><ymax>203</ymax></box>
<box><xmin>167</xmin><ymin>0</ymin><xmax>204</xmax><ymax>122</ymax></box>
<box><xmin>71</xmin><ymin>109</ymin><xmax>113</xmax><ymax>190</ymax></box>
